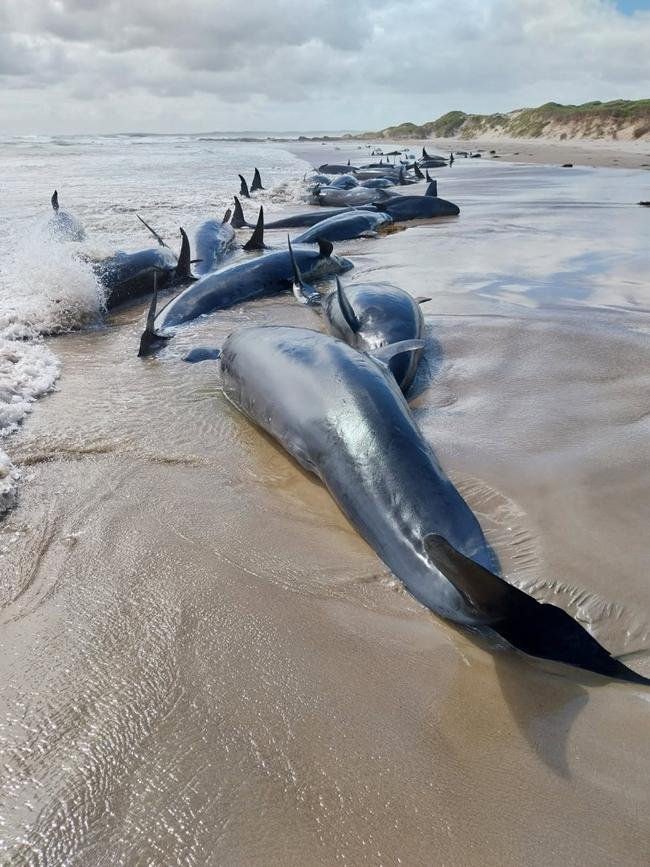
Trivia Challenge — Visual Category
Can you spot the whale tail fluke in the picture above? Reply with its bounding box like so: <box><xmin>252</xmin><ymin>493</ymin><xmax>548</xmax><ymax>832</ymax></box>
<box><xmin>51</xmin><ymin>190</ymin><xmax>59</xmax><ymax>212</ymax></box>
<box><xmin>288</xmin><ymin>236</ymin><xmax>320</xmax><ymax>305</ymax></box>
<box><xmin>251</xmin><ymin>168</ymin><xmax>265</xmax><ymax>192</ymax></box>
<box><xmin>424</xmin><ymin>535</ymin><xmax>650</xmax><ymax>686</ymax></box>
<box><xmin>138</xmin><ymin>271</ymin><xmax>171</xmax><ymax>357</ymax></box>
<box><xmin>231</xmin><ymin>196</ymin><xmax>250</xmax><ymax>229</ymax></box>
<box><xmin>239</xmin><ymin>174</ymin><xmax>250</xmax><ymax>198</ymax></box>
<box><xmin>243</xmin><ymin>207</ymin><xmax>266</xmax><ymax>251</ymax></box>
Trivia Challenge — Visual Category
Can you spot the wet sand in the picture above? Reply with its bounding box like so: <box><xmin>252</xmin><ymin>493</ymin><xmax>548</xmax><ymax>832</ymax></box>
<box><xmin>1</xmin><ymin>156</ymin><xmax>650</xmax><ymax>864</ymax></box>
<box><xmin>336</xmin><ymin>136</ymin><xmax>650</xmax><ymax>171</ymax></box>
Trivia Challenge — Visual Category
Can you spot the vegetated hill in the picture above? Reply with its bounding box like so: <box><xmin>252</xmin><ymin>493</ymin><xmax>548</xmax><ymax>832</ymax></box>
<box><xmin>355</xmin><ymin>101</ymin><xmax>650</xmax><ymax>142</ymax></box>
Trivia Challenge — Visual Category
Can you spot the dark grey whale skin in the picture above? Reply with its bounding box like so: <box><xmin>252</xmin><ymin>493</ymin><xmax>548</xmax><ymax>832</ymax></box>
<box><xmin>322</xmin><ymin>283</ymin><xmax>424</xmax><ymax>392</ymax></box>
<box><xmin>220</xmin><ymin>325</ymin><xmax>498</xmax><ymax>625</ymax></box>
<box><xmin>154</xmin><ymin>248</ymin><xmax>352</xmax><ymax>329</ymax></box>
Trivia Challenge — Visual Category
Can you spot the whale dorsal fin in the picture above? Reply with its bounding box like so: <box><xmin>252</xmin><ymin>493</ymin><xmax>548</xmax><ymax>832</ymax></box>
<box><xmin>288</xmin><ymin>236</ymin><xmax>320</xmax><ymax>305</ymax></box>
<box><xmin>413</xmin><ymin>163</ymin><xmax>424</xmax><ymax>180</ymax></box>
<box><xmin>231</xmin><ymin>196</ymin><xmax>248</xmax><ymax>229</ymax></box>
<box><xmin>425</xmin><ymin>181</ymin><xmax>438</xmax><ymax>197</ymax></box>
<box><xmin>422</xmin><ymin>146</ymin><xmax>430</xmax><ymax>159</ymax></box>
<box><xmin>51</xmin><ymin>190</ymin><xmax>59</xmax><ymax>211</ymax></box>
<box><xmin>243</xmin><ymin>206</ymin><xmax>266</xmax><ymax>251</ymax></box>
<box><xmin>251</xmin><ymin>168</ymin><xmax>264</xmax><ymax>192</ymax></box>
<box><xmin>423</xmin><ymin>534</ymin><xmax>650</xmax><ymax>685</ymax></box>
<box><xmin>316</xmin><ymin>238</ymin><xmax>333</xmax><ymax>258</ymax></box>
<box><xmin>414</xmin><ymin>296</ymin><xmax>431</xmax><ymax>304</ymax></box>
<box><xmin>222</xmin><ymin>208</ymin><xmax>232</xmax><ymax>224</ymax></box>
<box><xmin>369</xmin><ymin>339</ymin><xmax>425</xmax><ymax>365</ymax></box>
<box><xmin>239</xmin><ymin>174</ymin><xmax>250</xmax><ymax>198</ymax></box>
<box><xmin>336</xmin><ymin>277</ymin><xmax>360</xmax><ymax>333</ymax></box>
<box><xmin>174</xmin><ymin>227</ymin><xmax>194</xmax><ymax>282</ymax></box>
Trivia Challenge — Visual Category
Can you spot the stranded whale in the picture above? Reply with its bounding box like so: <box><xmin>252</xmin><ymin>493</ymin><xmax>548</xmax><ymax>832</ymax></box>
<box><xmin>215</xmin><ymin>325</ymin><xmax>649</xmax><ymax>685</ymax></box>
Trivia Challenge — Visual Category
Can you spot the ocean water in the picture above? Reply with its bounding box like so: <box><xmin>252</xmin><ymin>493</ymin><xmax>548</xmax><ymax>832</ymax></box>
<box><xmin>1</xmin><ymin>138</ymin><xmax>649</xmax><ymax>865</ymax></box>
<box><xmin>0</xmin><ymin>134</ymin><xmax>316</xmax><ymax>509</ymax></box>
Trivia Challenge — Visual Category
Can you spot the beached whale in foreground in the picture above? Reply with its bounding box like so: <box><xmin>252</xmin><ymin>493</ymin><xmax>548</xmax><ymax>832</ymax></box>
<box><xmin>49</xmin><ymin>190</ymin><xmax>86</xmax><ymax>241</ymax></box>
<box><xmin>149</xmin><ymin>240</ymin><xmax>352</xmax><ymax>332</ymax></box>
<box><xmin>211</xmin><ymin>325</ymin><xmax>648</xmax><ymax>685</ymax></box>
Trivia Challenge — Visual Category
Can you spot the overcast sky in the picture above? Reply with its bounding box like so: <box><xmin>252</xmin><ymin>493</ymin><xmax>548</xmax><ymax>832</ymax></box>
<box><xmin>1</xmin><ymin>0</ymin><xmax>649</xmax><ymax>134</ymax></box>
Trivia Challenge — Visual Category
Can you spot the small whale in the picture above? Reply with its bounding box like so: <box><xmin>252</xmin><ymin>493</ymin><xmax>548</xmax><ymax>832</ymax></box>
<box><xmin>194</xmin><ymin>209</ymin><xmax>236</xmax><ymax>275</ymax></box>
<box><xmin>290</xmin><ymin>242</ymin><xmax>428</xmax><ymax>393</ymax></box>
<box><xmin>148</xmin><ymin>239</ymin><xmax>353</xmax><ymax>334</ymax></box>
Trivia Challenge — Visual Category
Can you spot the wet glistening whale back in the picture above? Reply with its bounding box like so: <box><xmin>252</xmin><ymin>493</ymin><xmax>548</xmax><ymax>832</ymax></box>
<box><xmin>218</xmin><ymin>325</ymin><xmax>649</xmax><ymax>685</ymax></box>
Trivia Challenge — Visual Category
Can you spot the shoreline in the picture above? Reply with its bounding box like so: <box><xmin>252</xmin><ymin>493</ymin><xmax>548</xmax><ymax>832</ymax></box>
<box><xmin>291</xmin><ymin>134</ymin><xmax>650</xmax><ymax>171</ymax></box>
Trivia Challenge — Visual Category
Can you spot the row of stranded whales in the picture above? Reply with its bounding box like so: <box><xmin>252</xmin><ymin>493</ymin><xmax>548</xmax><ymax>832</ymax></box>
<box><xmin>129</xmin><ymin>156</ymin><xmax>649</xmax><ymax>685</ymax></box>
<box><xmin>184</xmin><ymin>324</ymin><xmax>649</xmax><ymax>686</ymax></box>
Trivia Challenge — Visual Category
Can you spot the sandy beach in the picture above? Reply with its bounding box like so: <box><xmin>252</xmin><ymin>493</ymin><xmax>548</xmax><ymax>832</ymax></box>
<box><xmin>336</xmin><ymin>135</ymin><xmax>650</xmax><ymax>172</ymax></box>
<box><xmin>1</xmin><ymin>138</ymin><xmax>649</xmax><ymax>865</ymax></box>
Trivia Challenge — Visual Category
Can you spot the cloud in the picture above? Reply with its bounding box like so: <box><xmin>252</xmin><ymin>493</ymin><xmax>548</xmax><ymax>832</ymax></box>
<box><xmin>1</xmin><ymin>0</ymin><xmax>649</xmax><ymax>133</ymax></box>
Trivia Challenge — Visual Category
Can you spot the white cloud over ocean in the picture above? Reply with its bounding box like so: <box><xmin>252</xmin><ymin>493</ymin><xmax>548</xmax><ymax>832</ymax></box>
<box><xmin>1</xmin><ymin>0</ymin><xmax>649</xmax><ymax>133</ymax></box>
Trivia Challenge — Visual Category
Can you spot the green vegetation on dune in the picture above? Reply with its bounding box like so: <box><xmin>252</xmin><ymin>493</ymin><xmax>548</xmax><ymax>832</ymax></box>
<box><xmin>359</xmin><ymin>100</ymin><xmax>650</xmax><ymax>140</ymax></box>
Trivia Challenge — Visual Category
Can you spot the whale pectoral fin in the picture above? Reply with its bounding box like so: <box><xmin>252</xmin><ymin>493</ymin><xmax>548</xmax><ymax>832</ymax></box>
<box><xmin>369</xmin><ymin>339</ymin><xmax>425</xmax><ymax>366</ymax></box>
<box><xmin>243</xmin><ymin>207</ymin><xmax>266</xmax><ymax>251</ymax></box>
<box><xmin>316</xmin><ymin>238</ymin><xmax>333</xmax><ymax>258</ymax></box>
<box><xmin>414</xmin><ymin>296</ymin><xmax>431</xmax><ymax>304</ymax></box>
<box><xmin>288</xmin><ymin>236</ymin><xmax>320</xmax><ymax>306</ymax></box>
<box><xmin>183</xmin><ymin>346</ymin><xmax>221</xmax><ymax>363</ymax></box>
<box><xmin>424</xmin><ymin>535</ymin><xmax>650</xmax><ymax>685</ymax></box>
<box><xmin>336</xmin><ymin>277</ymin><xmax>360</xmax><ymax>333</ymax></box>
<box><xmin>137</xmin><ymin>214</ymin><xmax>169</xmax><ymax>248</ymax></box>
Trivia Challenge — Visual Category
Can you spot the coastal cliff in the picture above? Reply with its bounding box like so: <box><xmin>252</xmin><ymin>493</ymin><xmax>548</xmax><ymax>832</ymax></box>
<box><xmin>356</xmin><ymin>100</ymin><xmax>650</xmax><ymax>142</ymax></box>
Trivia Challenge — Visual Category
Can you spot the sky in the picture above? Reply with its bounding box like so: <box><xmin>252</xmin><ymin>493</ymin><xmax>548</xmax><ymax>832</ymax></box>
<box><xmin>1</xmin><ymin>0</ymin><xmax>649</xmax><ymax>135</ymax></box>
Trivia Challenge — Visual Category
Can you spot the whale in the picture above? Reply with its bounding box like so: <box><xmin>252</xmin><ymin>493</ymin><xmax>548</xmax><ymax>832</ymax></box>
<box><xmin>318</xmin><ymin>163</ymin><xmax>357</xmax><ymax>174</ymax></box>
<box><xmin>317</xmin><ymin>186</ymin><xmax>387</xmax><ymax>207</ymax></box>
<box><xmin>327</xmin><ymin>174</ymin><xmax>359</xmax><ymax>190</ymax></box>
<box><xmin>291</xmin><ymin>210</ymin><xmax>392</xmax><ymax>245</ymax></box>
<box><xmin>213</xmin><ymin>324</ymin><xmax>649</xmax><ymax>686</ymax></box>
<box><xmin>230</xmin><ymin>196</ymin><xmax>377</xmax><ymax>230</ymax></box>
<box><xmin>49</xmin><ymin>190</ymin><xmax>86</xmax><ymax>241</ymax></box>
<box><xmin>375</xmin><ymin>188</ymin><xmax>460</xmax><ymax>221</ymax></box>
<box><xmin>239</xmin><ymin>174</ymin><xmax>251</xmax><ymax>198</ymax></box>
<box><xmin>94</xmin><ymin>227</ymin><xmax>194</xmax><ymax>308</ymax></box>
<box><xmin>194</xmin><ymin>209</ymin><xmax>236</xmax><ymax>275</ymax></box>
<box><xmin>149</xmin><ymin>240</ymin><xmax>353</xmax><ymax>332</ymax></box>
<box><xmin>290</xmin><ymin>245</ymin><xmax>429</xmax><ymax>392</ymax></box>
